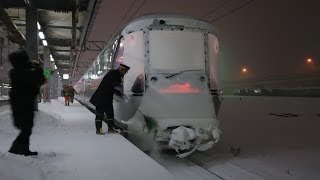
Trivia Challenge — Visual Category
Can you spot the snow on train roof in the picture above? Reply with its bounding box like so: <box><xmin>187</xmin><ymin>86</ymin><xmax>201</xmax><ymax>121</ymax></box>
<box><xmin>121</xmin><ymin>14</ymin><xmax>219</xmax><ymax>35</ymax></box>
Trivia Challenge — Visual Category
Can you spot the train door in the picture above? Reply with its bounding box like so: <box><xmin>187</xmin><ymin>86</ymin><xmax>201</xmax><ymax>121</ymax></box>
<box><xmin>208</xmin><ymin>34</ymin><xmax>219</xmax><ymax>91</ymax></box>
<box><xmin>207</xmin><ymin>33</ymin><xmax>221</xmax><ymax>114</ymax></box>
<box><xmin>113</xmin><ymin>31</ymin><xmax>145</xmax><ymax>121</ymax></box>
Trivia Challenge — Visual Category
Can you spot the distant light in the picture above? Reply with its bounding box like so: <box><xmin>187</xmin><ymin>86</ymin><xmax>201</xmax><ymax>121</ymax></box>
<box><xmin>42</xmin><ymin>40</ymin><xmax>48</xmax><ymax>46</ymax></box>
<box><xmin>37</xmin><ymin>22</ymin><xmax>41</xmax><ymax>30</ymax></box>
<box><xmin>50</xmin><ymin>56</ymin><xmax>54</xmax><ymax>62</ymax></box>
<box><xmin>254</xmin><ymin>89</ymin><xmax>261</xmax><ymax>93</ymax></box>
<box><xmin>306</xmin><ymin>58</ymin><xmax>312</xmax><ymax>63</ymax></box>
<box><xmin>38</xmin><ymin>31</ymin><xmax>45</xmax><ymax>39</ymax></box>
<box><xmin>54</xmin><ymin>65</ymin><xmax>57</xmax><ymax>69</ymax></box>
<box><xmin>63</xmin><ymin>74</ymin><xmax>69</xmax><ymax>79</ymax></box>
<box><xmin>120</xmin><ymin>42</ymin><xmax>123</xmax><ymax>47</ymax></box>
<box><xmin>242</xmin><ymin>68</ymin><xmax>247</xmax><ymax>72</ymax></box>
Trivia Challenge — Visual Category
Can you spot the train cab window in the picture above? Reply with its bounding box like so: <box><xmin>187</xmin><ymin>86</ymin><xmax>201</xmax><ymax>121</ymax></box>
<box><xmin>148</xmin><ymin>31</ymin><xmax>205</xmax><ymax>71</ymax></box>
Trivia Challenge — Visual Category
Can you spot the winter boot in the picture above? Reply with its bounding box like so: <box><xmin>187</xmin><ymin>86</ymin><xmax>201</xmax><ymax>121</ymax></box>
<box><xmin>112</xmin><ymin>127</ymin><xmax>121</xmax><ymax>133</ymax></box>
<box><xmin>24</xmin><ymin>150</ymin><xmax>38</xmax><ymax>156</ymax></box>
<box><xmin>96</xmin><ymin>128</ymin><xmax>105</xmax><ymax>135</ymax></box>
<box><xmin>9</xmin><ymin>144</ymin><xmax>38</xmax><ymax>156</ymax></box>
<box><xmin>107</xmin><ymin>127</ymin><xmax>119</xmax><ymax>133</ymax></box>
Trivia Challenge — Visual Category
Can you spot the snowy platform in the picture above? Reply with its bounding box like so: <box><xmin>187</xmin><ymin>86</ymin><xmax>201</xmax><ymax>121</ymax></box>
<box><xmin>0</xmin><ymin>96</ymin><xmax>9</xmax><ymax>106</ymax></box>
<box><xmin>0</xmin><ymin>98</ymin><xmax>175</xmax><ymax>180</ymax></box>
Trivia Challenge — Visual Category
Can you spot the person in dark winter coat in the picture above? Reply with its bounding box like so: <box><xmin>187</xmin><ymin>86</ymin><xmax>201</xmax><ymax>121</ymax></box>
<box><xmin>89</xmin><ymin>63</ymin><xmax>130</xmax><ymax>134</ymax></box>
<box><xmin>69</xmin><ymin>86</ymin><xmax>77</xmax><ymax>103</ymax></box>
<box><xmin>62</xmin><ymin>84</ymin><xmax>71</xmax><ymax>106</ymax></box>
<box><xmin>8</xmin><ymin>49</ymin><xmax>46</xmax><ymax>156</ymax></box>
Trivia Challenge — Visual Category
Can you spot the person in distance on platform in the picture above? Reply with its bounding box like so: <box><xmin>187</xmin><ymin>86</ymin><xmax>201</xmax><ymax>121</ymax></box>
<box><xmin>69</xmin><ymin>86</ymin><xmax>77</xmax><ymax>103</ymax></box>
<box><xmin>8</xmin><ymin>49</ymin><xmax>46</xmax><ymax>156</ymax></box>
<box><xmin>89</xmin><ymin>63</ymin><xmax>130</xmax><ymax>135</ymax></box>
<box><xmin>62</xmin><ymin>84</ymin><xmax>71</xmax><ymax>106</ymax></box>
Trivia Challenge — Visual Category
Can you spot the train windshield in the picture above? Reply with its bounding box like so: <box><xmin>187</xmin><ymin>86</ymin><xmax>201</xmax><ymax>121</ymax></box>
<box><xmin>149</xmin><ymin>30</ymin><xmax>205</xmax><ymax>73</ymax></box>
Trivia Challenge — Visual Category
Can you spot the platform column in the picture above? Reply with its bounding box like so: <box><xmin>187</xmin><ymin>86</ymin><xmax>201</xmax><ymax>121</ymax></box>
<box><xmin>50</xmin><ymin>71</ymin><xmax>59</xmax><ymax>99</ymax></box>
<box><xmin>25</xmin><ymin>1</ymin><xmax>39</xmax><ymax>109</ymax></box>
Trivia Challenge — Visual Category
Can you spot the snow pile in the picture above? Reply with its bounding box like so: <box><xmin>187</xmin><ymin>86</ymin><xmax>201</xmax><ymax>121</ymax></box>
<box><xmin>169</xmin><ymin>126</ymin><xmax>195</xmax><ymax>151</ymax></box>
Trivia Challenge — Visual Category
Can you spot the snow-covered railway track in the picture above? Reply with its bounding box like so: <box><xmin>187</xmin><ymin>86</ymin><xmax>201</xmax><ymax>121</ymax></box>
<box><xmin>149</xmin><ymin>151</ymin><xmax>224</xmax><ymax>180</ymax></box>
<box><xmin>185</xmin><ymin>157</ymin><xmax>226</xmax><ymax>180</ymax></box>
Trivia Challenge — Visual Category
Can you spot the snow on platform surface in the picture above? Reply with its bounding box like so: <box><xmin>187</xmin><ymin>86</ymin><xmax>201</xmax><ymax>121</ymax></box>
<box><xmin>0</xmin><ymin>95</ymin><xmax>9</xmax><ymax>100</ymax></box>
<box><xmin>2</xmin><ymin>96</ymin><xmax>320</xmax><ymax>180</ymax></box>
<box><xmin>0</xmin><ymin>98</ymin><xmax>175</xmax><ymax>180</ymax></box>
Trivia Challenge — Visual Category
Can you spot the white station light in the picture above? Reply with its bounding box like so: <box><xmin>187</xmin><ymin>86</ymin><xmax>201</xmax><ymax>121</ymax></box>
<box><xmin>38</xmin><ymin>31</ymin><xmax>45</xmax><ymax>39</ymax></box>
<box><xmin>63</xmin><ymin>74</ymin><xmax>69</xmax><ymax>79</ymax></box>
<box><xmin>42</xmin><ymin>40</ymin><xmax>48</xmax><ymax>46</ymax></box>
<box><xmin>37</xmin><ymin>22</ymin><xmax>41</xmax><ymax>30</ymax></box>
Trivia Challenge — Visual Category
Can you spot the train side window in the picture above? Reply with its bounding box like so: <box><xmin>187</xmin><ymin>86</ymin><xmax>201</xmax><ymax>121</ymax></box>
<box><xmin>113</xmin><ymin>37</ymin><xmax>125</xmax><ymax>69</ymax></box>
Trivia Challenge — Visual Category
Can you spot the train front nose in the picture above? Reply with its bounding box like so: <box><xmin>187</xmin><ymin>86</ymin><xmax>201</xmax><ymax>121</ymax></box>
<box><xmin>140</xmin><ymin>71</ymin><xmax>221</xmax><ymax>156</ymax></box>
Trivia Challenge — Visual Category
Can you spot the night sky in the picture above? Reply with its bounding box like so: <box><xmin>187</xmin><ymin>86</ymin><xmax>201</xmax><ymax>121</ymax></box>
<box><xmin>213</xmin><ymin>0</ymin><xmax>320</xmax><ymax>82</ymax></box>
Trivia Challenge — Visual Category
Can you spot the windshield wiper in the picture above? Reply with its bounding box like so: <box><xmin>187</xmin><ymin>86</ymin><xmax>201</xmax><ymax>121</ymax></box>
<box><xmin>165</xmin><ymin>69</ymin><xmax>201</xmax><ymax>79</ymax></box>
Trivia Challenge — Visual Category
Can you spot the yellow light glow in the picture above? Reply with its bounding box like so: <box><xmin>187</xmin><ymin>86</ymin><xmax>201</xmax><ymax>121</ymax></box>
<box><xmin>306</xmin><ymin>58</ymin><xmax>312</xmax><ymax>63</ymax></box>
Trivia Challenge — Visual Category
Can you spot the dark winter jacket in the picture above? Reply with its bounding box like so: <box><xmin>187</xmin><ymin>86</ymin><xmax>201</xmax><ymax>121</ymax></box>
<box><xmin>9</xmin><ymin>54</ymin><xmax>46</xmax><ymax>107</ymax></box>
<box><xmin>9</xmin><ymin>50</ymin><xmax>46</xmax><ymax>129</ymax></box>
<box><xmin>89</xmin><ymin>69</ymin><xmax>123</xmax><ymax>107</ymax></box>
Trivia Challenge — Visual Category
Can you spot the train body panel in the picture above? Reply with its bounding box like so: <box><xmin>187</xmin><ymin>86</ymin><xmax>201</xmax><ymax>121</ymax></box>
<box><xmin>75</xmin><ymin>14</ymin><xmax>221</xmax><ymax>157</ymax></box>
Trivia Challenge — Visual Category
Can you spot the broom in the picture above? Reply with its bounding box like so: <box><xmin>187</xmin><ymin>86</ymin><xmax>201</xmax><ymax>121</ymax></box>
<box><xmin>143</xmin><ymin>114</ymin><xmax>158</xmax><ymax>131</ymax></box>
<box><xmin>137</xmin><ymin>109</ymin><xmax>158</xmax><ymax>131</ymax></box>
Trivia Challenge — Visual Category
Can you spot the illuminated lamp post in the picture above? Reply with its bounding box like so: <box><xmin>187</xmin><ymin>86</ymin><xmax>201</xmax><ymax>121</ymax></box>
<box><xmin>306</xmin><ymin>58</ymin><xmax>315</xmax><ymax>72</ymax></box>
<box><xmin>241</xmin><ymin>67</ymin><xmax>248</xmax><ymax>79</ymax></box>
<box><xmin>242</xmin><ymin>68</ymin><xmax>247</xmax><ymax>73</ymax></box>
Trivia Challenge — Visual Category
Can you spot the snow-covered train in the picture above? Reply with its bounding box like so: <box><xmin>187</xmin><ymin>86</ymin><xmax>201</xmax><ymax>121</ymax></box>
<box><xmin>75</xmin><ymin>14</ymin><xmax>221</xmax><ymax>157</ymax></box>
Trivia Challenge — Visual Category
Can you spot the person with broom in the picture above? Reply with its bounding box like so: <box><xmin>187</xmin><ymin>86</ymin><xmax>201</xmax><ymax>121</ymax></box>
<box><xmin>89</xmin><ymin>63</ymin><xmax>130</xmax><ymax>135</ymax></box>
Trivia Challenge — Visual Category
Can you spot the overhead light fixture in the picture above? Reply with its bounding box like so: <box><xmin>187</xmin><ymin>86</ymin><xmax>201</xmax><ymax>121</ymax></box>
<box><xmin>24</xmin><ymin>0</ymin><xmax>30</xmax><ymax>5</ymax></box>
<box><xmin>63</xmin><ymin>74</ymin><xmax>69</xmax><ymax>79</ymax></box>
<box><xmin>50</xmin><ymin>54</ymin><xmax>54</xmax><ymax>61</ymax></box>
<box><xmin>39</xmin><ymin>31</ymin><xmax>45</xmax><ymax>39</ymax></box>
<box><xmin>42</xmin><ymin>40</ymin><xmax>48</xmax><ymax>46</ymax></box>
<box><xmin>37</xmin><ymin>22</ymin><xmax>41</xmax><ymax>30</ymax></box>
